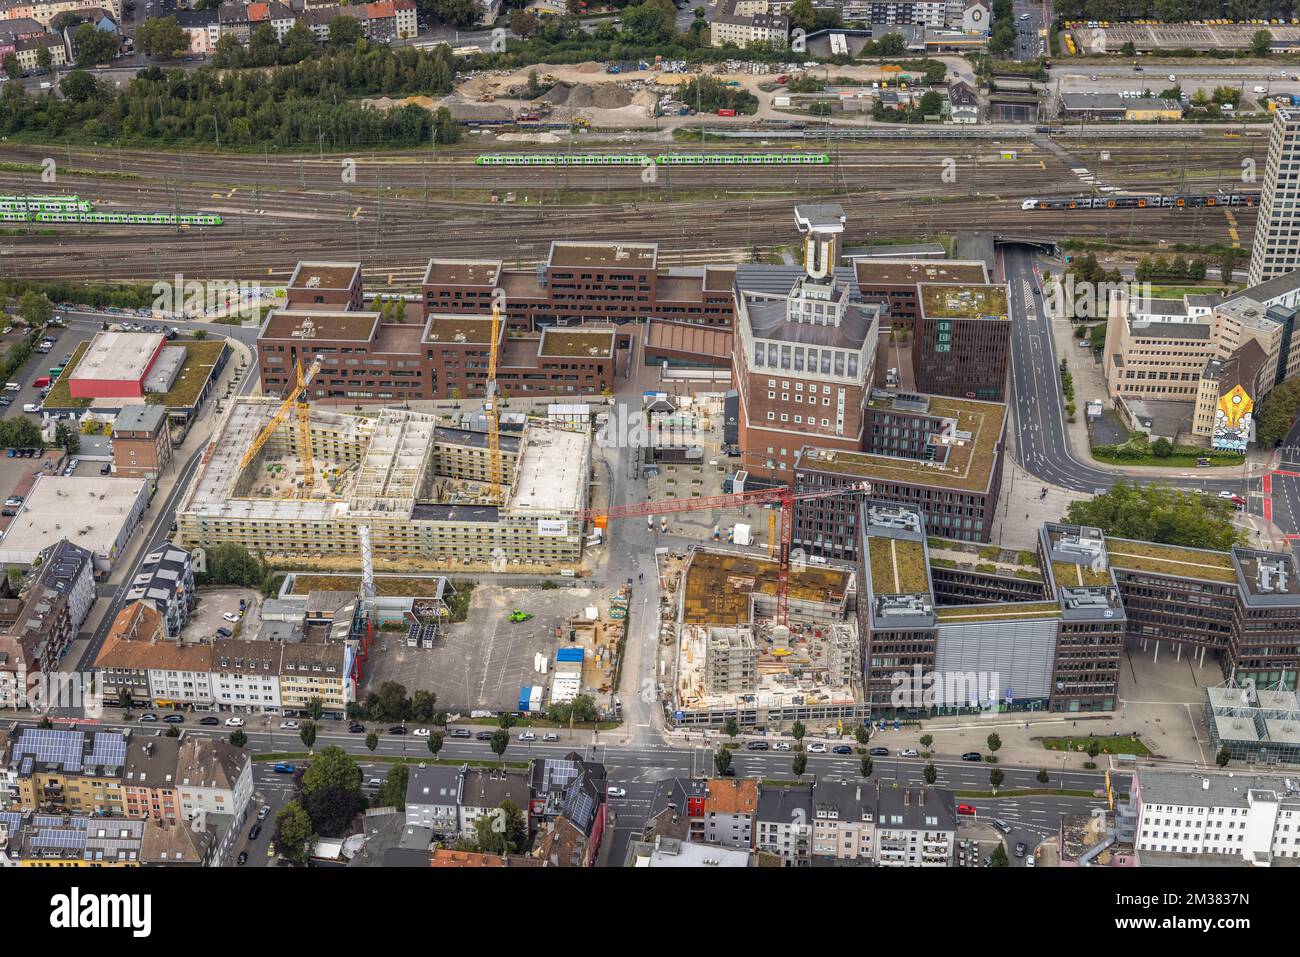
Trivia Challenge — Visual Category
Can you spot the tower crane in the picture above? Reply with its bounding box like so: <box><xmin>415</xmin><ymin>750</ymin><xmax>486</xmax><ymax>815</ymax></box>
<box><xmin>485</xmin><ymin>303</ymin><xmax>503</xmax><ymax>503</ymax></box>
<box><xmin>583</xmin><ymin>480</ymin><xmax>870</xmax><ymax>625</ymax></box>
<box><xmin>238</xmin><ymin>356</ymin><xmax>323</xmax><ymax>497</ymax></box>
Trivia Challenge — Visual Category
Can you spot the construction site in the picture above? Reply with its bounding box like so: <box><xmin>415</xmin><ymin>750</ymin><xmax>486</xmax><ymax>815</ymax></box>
<box><xmin>662</xmin><ymin>547</ymin><xmax>867</xmax><ymax>730</ymax></box>
<box><xmin>175</xmin><ymin>395</ymin><xmax>592</xmax><ymax>570</ymax></box>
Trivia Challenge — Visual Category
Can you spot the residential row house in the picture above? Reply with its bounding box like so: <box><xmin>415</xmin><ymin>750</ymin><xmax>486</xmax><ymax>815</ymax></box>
<box><xmin>94</xmin><ymin>618</ymin><xmax>354</xmax><ymax>716</ymax></box>
<box><xmin>0</xmin><ymin>540</ymin><xmax>95</xmax><ymax>709</ymax></box>
<box><xmin>123</xmin><ymin>541</ymin><xmax>193</xmax><ymax>638</ymax></box>
<box><xmin>175</xmin><ymin>0</ymin><xmax>415</xmax><ymax>55</ymax></box>
<box><xmin>658</xmin><ymin>776</ymin><xmax>958</xmax><ymax>867</ymax></box>
<box><xmin>405</xmin><ymin>765</ymin><xmax>531</xmax><ymax>842</ymax></box>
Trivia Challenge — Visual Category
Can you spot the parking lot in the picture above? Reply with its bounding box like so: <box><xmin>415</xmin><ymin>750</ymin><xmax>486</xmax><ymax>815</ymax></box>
<box><xmin>0</xmin><ymin>324</ymin><xmax>90</xmax><ymax>423</ymax></box>
<box><xmin>188</xmin><ymin>587</ymin><xmax>261</xmax><ymax>642</ymax></box>
<box><xmin>360</xmin><ymin>583</ymin><xmax>600</xmax><ymax>713</ymax></box>
<box><xmin>1076</xmin><ymin>21</ymin><xmax>1300</xmax><ymax>52</ymax></box>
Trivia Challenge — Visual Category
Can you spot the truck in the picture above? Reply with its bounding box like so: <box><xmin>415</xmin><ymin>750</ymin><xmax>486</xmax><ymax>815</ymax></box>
<box><xmin>607</xmin><ymin>63</ymin><xmax>621</xmax><ymax>74</ymax></box>
<box><xmin>716</xmin><ymin>108</ymin><xmax>737</xmax><ymax>117</ymax></box>
<box><xmin>33</xmin><ymin>376</ymin><xmax>50</xmax><ymax>389</ymax></box>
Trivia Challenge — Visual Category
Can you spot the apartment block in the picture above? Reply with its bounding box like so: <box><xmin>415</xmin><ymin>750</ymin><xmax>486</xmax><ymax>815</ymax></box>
<box><xmin>177</xmin><ymin>400</ymin><xmax>591</xmax><ymax>570</ymax></box>
<box><xmin>703</xmin><ymin>778</ymin><xmax>758</xmax><ymax>849</ymax></box>
<box><xmin>6</xmin><ymin>725</ymin><xmax>128</xmax><ymax>815</ymax></box>
<box><xmin>95</xmin><ymin>601</ymin><xmax>165</xmax><ymax>707</ymax></box>
<box><xmin>851</xmin><ymin>258</ymin><xmax>988</xmax><ymax>334</ymax></box>
<box><xmin>123</xmin><ymin>541</ymin><xmax>194</xmax><ymax>638</ymax></box>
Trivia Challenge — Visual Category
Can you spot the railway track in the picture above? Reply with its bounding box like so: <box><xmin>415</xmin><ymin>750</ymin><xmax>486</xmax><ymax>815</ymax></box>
<box><xmin>0</xmin><ymin>139</ymin><xmax>1259</xmax><ymax>283</ymax></box>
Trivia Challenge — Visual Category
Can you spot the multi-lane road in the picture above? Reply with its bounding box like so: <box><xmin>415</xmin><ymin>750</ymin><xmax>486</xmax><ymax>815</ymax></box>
<box><xmin>1003</xmin><ymin>242</ymin><xmax>1251</xmax><ymax>498</ymax></box>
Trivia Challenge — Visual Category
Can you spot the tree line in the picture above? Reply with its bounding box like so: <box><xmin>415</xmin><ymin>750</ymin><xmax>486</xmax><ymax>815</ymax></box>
<box><xmin>1055</xmin><ymin>0</ymin><xmax>1295</xmax><ymax>23</ymax></box>
<box><xmin>0</xmin><ymin>43</ymin><xmax>461</xmax><ymax>151</ymax></box>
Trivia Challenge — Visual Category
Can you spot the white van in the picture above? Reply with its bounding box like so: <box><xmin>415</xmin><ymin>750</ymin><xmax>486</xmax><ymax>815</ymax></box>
<box><xmin>22</xmin><ymin>403</ymin><xmax>38</xmax><ymax>413</ymax></box>
<box><xmin>3</xmin><ymin>382</ymin><xmax>19</xmax><ymax>392</ymax></box>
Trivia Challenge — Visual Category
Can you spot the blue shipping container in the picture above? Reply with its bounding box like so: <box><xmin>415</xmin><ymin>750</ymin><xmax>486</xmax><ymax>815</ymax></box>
<box><xmin>519</xmin><ymin>687</ymin><xmax>532</xmax><ymax>711</ymax></box>
<box><xmin>556</xmin><ymin>647</ymin><xmax>585</xmax><ymax>662</ymax></box>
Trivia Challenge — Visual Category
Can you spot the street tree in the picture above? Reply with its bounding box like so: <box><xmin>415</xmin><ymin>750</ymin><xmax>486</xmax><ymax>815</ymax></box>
<box><xmin>792</xmin><ymin>720</ymin><xmax>806</xmax><ymax>745</ymax></box>
<box><xmin>989</xmin><ymin>768</ymin><xmax>1005</xmax><ymax>791</ymax></box>
<box><xmin>229</xmin><ymin>729</ymin><xmax>247</xmax><ymax>748</ymax></box>
<box><xmin>987</xmin><ymin>732</ymin><xmax>1002</xmax><ymax>755</ymax></box>
<box><xmin>300</xmin><ymin>746</ymin><xmax>362</xmax><ymax>802</ymax></box>
<box><xmin>860</xmin><ymin>756</ymin><xmax>873</xmax><ymax>778</ymax></box>
<box><xmin>1036</xmin><ymin>768</ymin><xmax>1050</xmax><ymax>785</ymax></box>
<box><xmin>365</xmin><ymin>732</ymin><xmax>378</xmax><ymax>753</ymax></box>
<box><xmin>428</xmin><ymin>731</ymin><xmax>444</xmax><ymax>760</ymax></box>
<box><xmin>923</xmin><ymin>763</ymin><xmax>938</xmax><ymax>785</ymax></box>
<box><xmin>490</xmin><ymin>728</ymin><xmax>510</xmax><ymax>765</ymax></box>
<box><xmin>714</xmin><ymin>747</ymin><xmax>732</xmax><ymax>776</ymax></box>
<box><xmin>724</xmin><ymin>717</ymin><xmax>739</xmax><ymax>741</ymax></box>
<box><xmin>273</xmin><ymin>801</ymin><xmax>315</xmax><ymax>864</ymax></box>
<box><xmin>299</xmin><ymin>721</ymin><xmax>317</xmax><ymax>753</ymax></box>
<box><xmin>990</xmin><ymin>842</ymin><xmax>1009</xmax><ymax>866</ymax></box>
<box><xmin>1216</xmin><ymin>745</ymin><xmax>1231</xmax><ymax>767</ymax></box>
<box><xmin>793</xmin><ymin>750</ymin><xmax>808</xmax><ymax>779</ymax></box>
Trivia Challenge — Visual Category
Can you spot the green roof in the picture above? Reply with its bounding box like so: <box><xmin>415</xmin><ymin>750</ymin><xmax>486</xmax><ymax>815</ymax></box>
<box><xmin>919</xmin><ymin>283</ymin><xmax>1010</xmax><ymax>320</ymax></box>
<box><xmin>868</xmin><ymin>536</ymin><xmax>928</xmax><ymax>595</ymax></box>
<box><xmin>1105</xmin><ymin>539</ymin><xmax>1239</xmax><ymax>584</ymax></box>
<box><xmin>1052</xmin><ymin>560</ymin><xmax>1112</xmax><ymax>588</ymax></box>
<box><xmin>935</xmin><ymin>601</ymin><xmax>1062</xmax><ymax>623</ymax></box>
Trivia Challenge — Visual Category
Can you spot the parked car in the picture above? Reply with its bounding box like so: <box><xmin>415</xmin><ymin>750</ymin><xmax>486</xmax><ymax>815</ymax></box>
<box><xmin>807</xmin><ymin>742</ymin><xmax>827</xmax><ymax>753</ymax></box>
<box><xmin>607</xmin><ymin>787</ymin><xmax>627</xmax><ymax>798</ymax></box>
<box><xmin>279</xmin><ymin>721</ymin><xmax>299</xmax><ymax>730</ymax></box>
<box><xmin>3</xmin><ymin>497</ymin><xmax>20</xmax><ymax>508</ymax></box>
<box><xmin>138</xmin><ymin>713</ymin><xmax>158</xmax><ymax>722</ymax></box>
<box><xmin>961</xmin><ymin>751</ymin><xmax>982</xmax><ymax>762</ymax></box>
<box><xmin>774</xmin><ymin>741</ymin><xmax>792</xmax><ymax>751</ymax></box>
<box><xmin>257</xmin><ymin>806</ymin><xmax>270</xmax><ymax>820</ymax></box>
<box><xmin>869</xmin><ymin>747</ymin><xmax>889</xmax><ymax>756</ymax></box>
<box><xmin>518</xmin><ymin>731</ymin><xmax>536</xmax><ymax>741</ymax></box>
<box><xmin>199</xmin><ymin>716</ymin><xmax>220</xmax><ymax>726</ymax></box>
<box><xmin>542</xmin><ymin>732</ymin><xmax>559</xmax><ymax>742</ymax></box>
<box><xmin>348</xmin><ymin>723</ymin><xmax>366</xmax><ymax>733</ymax></box>
<box><xmin>163</xmin><ymin>714</ymin><xmax>184</xmax><ymax>724</ymax></box>
<box><xmin>237</xmin><ymin>851</ymin><xmax>248</xmax><ymax>865</ymax></box>
<box><xmin>412</xmin><ymin>728</ymin><xmax>430</xmax><ymax>737</ymax></box>
<box><xmin>450</xmin><ymin>728</ymin><xmax>472</xmax><ymax>738</ymax></box>
<box><xmin>223</xmin><ymin>612</ymin><xmax>241</xmax><ymax>622</ymax></box>
<box><xmin>746</xmin><ymin>740</ymin><xmax>769</xmax><ymax>751</ymax></box>
<box><xmin>388</xmin><ymin>725</ymin><xmax>406</xmax><ymax>735</ymax></box>
<box><xmin>216</xmin><ymin>627</ymin><xmax>233</xmax><ymax>638</ymax></box>
<box><xmin>225</xmin><ymin>717</ymin><xmax>245</xmax><ymax>728</ymax></box>
<box><xmin>832</xmin><ymin>745</ymin><xmax>853</xmax><ymax>755</ymax></box>
<box><xmin>249</xmin><ymin>824</ymin><xmax>262</xmax><ymax>841</ymax></box>
<box><xmin>475</xmin><ymin>730</ymin><xmax>494</xmax><ymax>740</ymax></box>
<box><xmin>898</xmin><ymin>748</ymin><xmax>918</xmax><ymax>757</ymax></box>
<box><xmin>957</xmin><ymin>804</ymin><xmax>977</xmax><ymax>816</ymax></box>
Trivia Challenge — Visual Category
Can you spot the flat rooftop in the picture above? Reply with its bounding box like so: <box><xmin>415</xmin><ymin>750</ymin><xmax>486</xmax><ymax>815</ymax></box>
<box><xmin>682</xmin><ymin>550</ymin><xmax>851</xmax><ymax>626</ymax></box>
<box><xmin>934</xmin><ymin>601</ymin><xmax>1062</xmax><ymax>623</ymax></box>
<box><xmin>71</xmin><ymin>331</ymin><xmax>164</xmax><ymax>382</ymax></box>
<box><xmin>645</xmin><ymin>320</ymin><xmax>733</xmax><ymax>361</ymax></box>
<box><xmin>260</xmin><ymin>309</ymin><xmax>379</xmax><ymax>343</ymax></box>
<box><xmin>1052</xmin><ymin>560</ymin><xmax>1111</xmax><ymax>589</ymax></box>
<box><xmin>289</xmin><ymin>261</ymin><xmax>360</xmax><ymax>291</ymax></box>
<box><xmin>799</xmin><ymin>395</ymin><xmax>1004</xmax><ymax>493</ymax></box>
<box><xmin>918</xmin><ymin>283</ymin><xmax>1010</xmax><ymax>321</ymax></box>
<box><xmin>509</xmin><ymin>427</ymin><xmax>588</xmax><ymax>516</ymax></box>
<box><xmin>422</xmin><ymin>259</ymin><xmax>501</xmax><ymax>287</ymax></box>
<box><xmin>0</xmin><ymin>474</ymin><xmax>145</xmax><ymax>558</ymax></box>
<box><xmin>113</xmin><ymin>404</ymin><xmax>168</xmax><ymax>434</ymax></box>
<box><xmin>1106</xmin><ymin>539</ymin><xmax>1239</xmax><ymax>585</ymax></box>
<box><xmin>867</xmin><ymin>536</ymin><xmax>928</xmax><ymax>596</ymax></box>
<box><xmin>854</xmin><ymin>259</ymin><xmax>988</xmax><ymax>286</ymax></box>
<box><xmin>539</xmin><ymin>328</ymin><xmax>614</xmax><ymax>358</ymax></box>
<box><xmin>424</xmin><ymin>315</ymin><xmax>498</xmax><ymax>345</ymax></box>
<box><xmin>548</xmin><ymin>241</ymin><xmax>657</xmax><ymax>270</ymax></box>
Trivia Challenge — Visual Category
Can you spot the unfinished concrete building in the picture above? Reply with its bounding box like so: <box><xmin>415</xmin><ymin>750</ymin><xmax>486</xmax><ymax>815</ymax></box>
<box><xmin>176</xmin><ymin>398</ymin><xmax>591</xmax><ymax>570</ymax></box>
<box><xmin>705</xmin><ymin>626</ymin><xmax>758</xmax><ymax>695</ymax></box>
<box><xmin>672</xmin><ymin>548</ymin><xmax>864</xmax><ymax>728</ymax></box>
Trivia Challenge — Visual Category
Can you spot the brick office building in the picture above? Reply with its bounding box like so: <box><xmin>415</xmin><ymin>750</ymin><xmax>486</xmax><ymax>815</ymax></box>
<box><xmin>730</xmin><ymin>205</ymin><xmax>882</xmax><ymax>479</ymax></box>
<box><xmin>851</xmin><ymin>259</ymin><xmax>988</xmax><ymax>334</ymax></box>
<box><xmin>285</xmin><ymin>261</ymin><xmax>364</xmax><ymax>312</ymax></box>
<box><xmin>111</xmin><ymin>404</ymin><xmax>173</xmax><ymax>479</ymax></box>
<box><xmin>910</xmin><ymin>283</ymin><xmax>1012</xmax><ymax>402</ymax></box>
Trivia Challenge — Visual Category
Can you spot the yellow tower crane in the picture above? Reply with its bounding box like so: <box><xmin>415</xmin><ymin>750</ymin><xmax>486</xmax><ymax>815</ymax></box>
<box><xmin>485</xmin><ymin>303</ymin><xmax>503</xmax><ymax>503</ymax></box>
<box><xmin>239</xmin><ymin>356</ymin><xmax>322</xmax><ymax>497</ymax></box>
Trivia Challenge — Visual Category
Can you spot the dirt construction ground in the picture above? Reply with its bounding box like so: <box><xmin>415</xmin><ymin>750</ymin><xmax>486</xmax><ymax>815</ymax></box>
<box><xmin>359</xmin><ymin>583</ymin><xmax>602</xmax><ymax>713</ymax></box>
